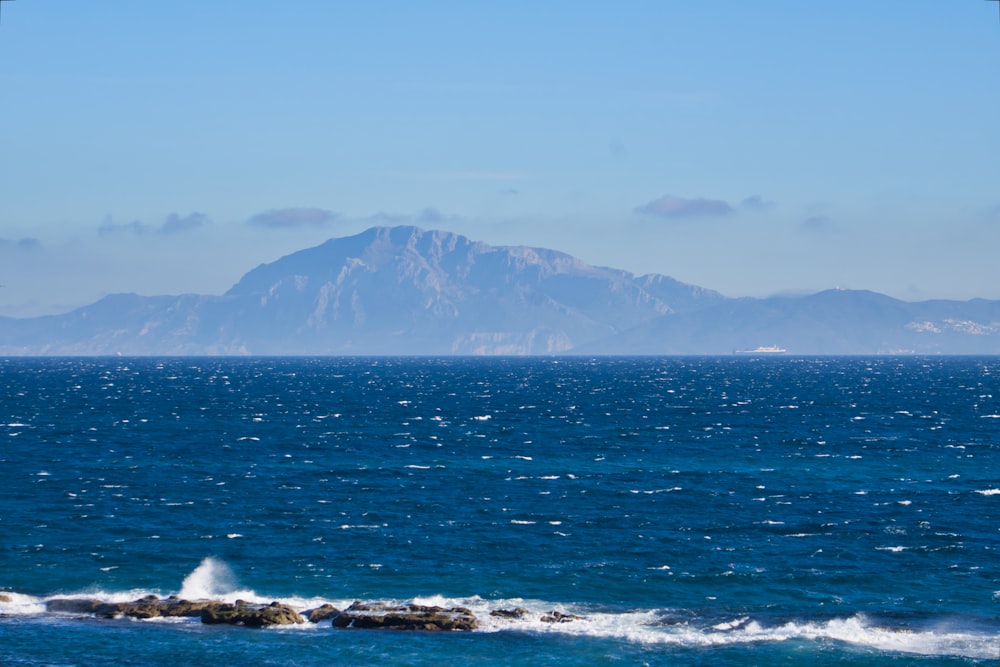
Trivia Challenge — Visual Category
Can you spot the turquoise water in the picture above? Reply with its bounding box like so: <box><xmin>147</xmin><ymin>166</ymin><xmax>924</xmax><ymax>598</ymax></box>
<box><xmin>2</xmin><ymin>356</ymin><xmax>998</xmax><ymax>665</ymax></box>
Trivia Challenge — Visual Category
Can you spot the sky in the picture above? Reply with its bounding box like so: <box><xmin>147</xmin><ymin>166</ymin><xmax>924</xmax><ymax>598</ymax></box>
<box><xmin>1</xmin><ymin>1</ymin><xmax>999</xmax><ymax>317</ymax></box>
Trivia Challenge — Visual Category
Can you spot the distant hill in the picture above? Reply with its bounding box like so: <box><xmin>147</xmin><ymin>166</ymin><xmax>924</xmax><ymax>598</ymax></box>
<box><xmin>594</xmin><ymin>289</ymin><xmax>1000</xmax><ymax>355</ymax></box>
<box><xmin>0</xmin><ymin>225</ymin><xmax>998</xmax><ymax>355</ymax></box>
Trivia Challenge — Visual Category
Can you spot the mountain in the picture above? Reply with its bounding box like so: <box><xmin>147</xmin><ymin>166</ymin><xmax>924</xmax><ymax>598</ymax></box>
<box><xmin>0</xmin><ymin>225</ymin><xmax>998</xmax><ymax>355</ymax></box>
<box><xmin>598</xmin><ymin>289</ymin><xmax>1000</xmax><ymax>355</ymax></box>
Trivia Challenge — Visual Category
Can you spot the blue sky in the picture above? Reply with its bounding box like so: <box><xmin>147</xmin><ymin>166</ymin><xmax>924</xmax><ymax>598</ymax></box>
<box><xmin>1</xmin><ymin>1</ymin><xmax>999</xmax><ymax>316</ymax></box>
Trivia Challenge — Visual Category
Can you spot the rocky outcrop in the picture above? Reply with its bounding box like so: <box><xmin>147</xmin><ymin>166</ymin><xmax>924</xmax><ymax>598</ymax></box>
<box><xmin>201</xmin><ymin>600</ymin><xmax>305</xmax><ymax>627</ymax></box>
<box><xmin>490</xmin><ymin>607</ymin><xmax>529</xmax><ymax>619</ymax></box>
<box><xmin>490</xmin><ymin>607</ymin><xmax>585</xmax><ymax>623</ymax></box>
<box><xmin>541</xmin><ymin>610</ymin><xmax>586</xmax><ymax>623</ymax></box>
<box><xmin>46</xmin><ymin>598</ymin><xmax>106</xmax><ymax>615</ymax></box>
<box><xmin>112</xmin><ymin>596</ymin><xmax>221</xmax><ymax>619</ymax></box>
<box><xmin>47</xmin><ymin>595</ymin><xmax>230</xmax><ymax>620</ymax></box>
<box><xmin>331</xmin><ymin>601</ymin><xmax>478</xmax><ymax>631</ymax></box>
<box><xmin>39</xmin><ymin>593</ymin><xmax>583</xmax><ymax>632</ymax></box>
<box><xmin>306</xmin><ymin>603</ymin><xmax>341</xmax><ymax>623</ymax></box>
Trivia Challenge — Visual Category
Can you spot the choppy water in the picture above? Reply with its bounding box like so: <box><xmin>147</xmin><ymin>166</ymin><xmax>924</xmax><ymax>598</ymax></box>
<box><xmin>1</xmin><ymin>356</ymin><xmax>998</xmax><ymax>665</ymax></box>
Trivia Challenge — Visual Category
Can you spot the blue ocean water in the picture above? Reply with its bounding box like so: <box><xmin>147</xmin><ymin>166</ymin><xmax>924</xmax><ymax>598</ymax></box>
<box><xmin>1</xmin><ymin>356</ymin><xmax>998</xmax><ymax>665</ymax></box>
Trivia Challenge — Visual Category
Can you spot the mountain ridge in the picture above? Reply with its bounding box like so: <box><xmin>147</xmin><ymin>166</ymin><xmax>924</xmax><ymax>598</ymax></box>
<box><xmin>1</xmin><ymin>226</ymin><xmax>997</xmax><ymax>355</ymax></box>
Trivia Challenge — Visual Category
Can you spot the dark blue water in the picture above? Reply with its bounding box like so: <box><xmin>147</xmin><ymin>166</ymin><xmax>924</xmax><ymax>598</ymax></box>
<box><xmin>2</xmin><ymin>356</ymin><xmax>998</xmax><ymax>665</ymax></box>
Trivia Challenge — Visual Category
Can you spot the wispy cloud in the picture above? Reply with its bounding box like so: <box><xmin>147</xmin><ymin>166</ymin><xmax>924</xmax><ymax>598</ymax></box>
<box><xmin>740</xmin><ymin>195</ymin><xmax>776</xmax><ymax>212</ymax></box>
<box><xmin>99</xmin><ymin>212</ymin><xmax>208</xmax><ymax>236</ymax></box>
<box><xmin>801</xmin><ymin>215</ymin><xmax>833</xmax><ymax>230</ymax></box>
<box><xmin>247</xmin><ymin>207</ymin><xmax>339</xmax><ymax>229</ymax></box>
<box><xmin>635</xmin><ymin>193</ymin><xmax>777</xmax><ymax>219</ymax></box>
<box><xmin>161</xmin><ymin>212</ymin><xmax>208</xmax><ymax>234</ymax></box>
<box><xmin>0</xmin><ymin>237</ymin><xmax>42</xmax><ymax>250</ymax></box>
<box><xmin>99</xmin><ymin>219</ymin><xmax>141</xmax><ymax>235</ymax></box>
<box><xmin>417</xmin><ymin>207</ymin><xmax>445</xmax><ymax>224</ymax></box>
<box><xmin>363</xmin><ymin>207</ymin><xmax>455</xmax><ymax>226</ymax></box>
<box><xmin>635</xmin><ymin>194</ymin><xmax>735</xmax><ymax>219</ymax></box>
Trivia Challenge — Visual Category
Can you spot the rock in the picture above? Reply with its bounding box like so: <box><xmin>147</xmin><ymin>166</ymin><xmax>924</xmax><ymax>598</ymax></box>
<box><xmin>43</xmin><ymin>593</ymin><xmax>486</xmax><ymax>631</ymax></box>
<box><xmin>252</xmin><ymin>601</ymin><xmax>305</xmax><ymax>627</ymax></box>
<box><xmin>53</xmin><ymin>595</ymin><xmax>223</xmax><ymax>620</ymax></box>
<box><xmin>94</xmin><ymin>601</ymin><xmax>141</xmax><ymax>619</ymax></box>
<box><xmin>332</xmin><ymin>602</ymin><xmax>478</xmax><ymax>631</ymax></box>
<box><xmin>46</xmin><ymin>595</ymin><xmax>304</xmax><ymax>627</ymax></box>
<box><xmin>490</xmin><ymin>607</ymin><xmax>529</xmax><ymax>619</ymax></box>
<box><xmin>115</xmin><ymin>596</ymin><xmax>218</xmax><ymax>619</ymax></box>
<box><xmin>199</xmin><ymin>603</ymin><xmax>238</xmax><ymax>625</ymax></box>
<box><xmin>340</xmin><ymin>601</ymin><xmax>391</xmax><ymax>612</ymax></box>
<box><xmin>540</xmin><ymin>610</ymin><xmax>585</xmax><ymax>623</ymax></box>
<box><xmin>306</xmin><ymin>604</ymin><xmax>341</xmax><ymax>623</ymax></box>
<box><xmin>46</xmin><ymin>598</ymin><xmax>105</xmax><ymax>614</ymax></box>
<box><xmin>0</xmin><ymin>594</ymin><xmax>12</xmax><ymax>603</ymax></box>
<box><xmin>201</xmin><ymin>600</ymin><xmax>304</xmax><ymax>628</ymax></box>
<box><xmin>156</xmin><ymin>599</ymin><xmax>220</xmax><ymax>618</ymax></box>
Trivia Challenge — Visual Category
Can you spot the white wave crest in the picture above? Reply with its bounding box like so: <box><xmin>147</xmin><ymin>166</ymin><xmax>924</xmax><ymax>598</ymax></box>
<box><xmin>0</xmin><ymin>591</ymin><xmax>47</xmax><ymax>615</ymax></box>
<box><xmin>406</xmin><ymin>597</ymin><xmax>998</xmax><ymax>660</ymax></box>
<box><xmin>519</xmin><ymin>612</ymin><xmax>997</xmax><ymax>660</ymax></box>
<box><xmin>177</xmin><ymin>557</ymin><xmax>249</xmax><ymax>601</ymax></box>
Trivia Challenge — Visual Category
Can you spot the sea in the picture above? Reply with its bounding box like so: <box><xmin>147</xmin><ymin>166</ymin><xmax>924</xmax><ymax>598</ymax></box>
<box><xmin>1</xmin><ymin>356</ymin><xmax>998</xmax><ymax>666</ymax></box>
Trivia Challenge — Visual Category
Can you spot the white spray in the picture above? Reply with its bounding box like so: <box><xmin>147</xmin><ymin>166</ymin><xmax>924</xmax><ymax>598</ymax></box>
<box><xmin>177</xmin><ymin>557</ymin><xmax>240</xmax><ymax>600</ymax></box>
